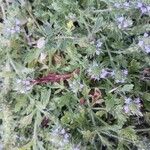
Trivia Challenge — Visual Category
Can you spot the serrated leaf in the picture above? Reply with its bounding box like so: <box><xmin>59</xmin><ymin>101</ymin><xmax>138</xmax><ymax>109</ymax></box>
<box><xmin>92</xmin><ymin>17</ymin><xmax>103</xmax><ymax>33</ymax></box>
<box><xmin>129</xmin><ymin>59</ymin><xmax>141</xmax><ymax>72</ymax></box>
<box><xmin>19</xmin><ymin>113</ymin><xmax>34</xmax><ymax>128</ymax></box>
<box><xmin>119</xmin><ymin>127</ymin><xmax>137</xmax><ymax>141</ymax></box>
<box><xmin>143</xmin><ymin>93</ymin><xmax>150</xmax><ymax>102</ymax></box>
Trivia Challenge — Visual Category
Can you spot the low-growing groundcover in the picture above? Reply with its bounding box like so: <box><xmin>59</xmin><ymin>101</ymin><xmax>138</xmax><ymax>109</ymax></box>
<box><xmin>0</xmin><ymin>0</ymin><xmax>150</xmax><ymax>149</ymax></box>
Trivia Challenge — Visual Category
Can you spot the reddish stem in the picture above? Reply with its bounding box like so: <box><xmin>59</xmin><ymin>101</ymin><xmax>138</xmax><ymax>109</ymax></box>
<box><xmin>31</xmin><ymin>69</ymin><xmax>80</xmax><ymax>84</ymax></box>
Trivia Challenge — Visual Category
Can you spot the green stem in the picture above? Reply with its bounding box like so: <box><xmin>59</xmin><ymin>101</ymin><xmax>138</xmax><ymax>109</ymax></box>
<box><xmin>0</xmin><ymin>3</ymin><xmax>6</xmax><ymax>21</ymax></box>
<box><xmin>104</xmin><ymin>41</ymin><xmax>116</xmax><ymax>69</ymax></box>
<box><xmin>26</xmin><ymin>9</ymin><xmax>47</xmax><ymax>37</ymax></box>
<box><xmin>136</xmin><ymin>128</ymin><xmax>150</xmax><ymax>132</ymax></box>
<box><xmin>87</xmin><ymin>99</ymin><xmax>96</xmax><ymax>126</ymax></box>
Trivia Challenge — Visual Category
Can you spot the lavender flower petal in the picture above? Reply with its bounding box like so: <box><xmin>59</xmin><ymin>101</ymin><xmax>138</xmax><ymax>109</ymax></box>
<box><xmin>125</xmin><ymin>97</ymin><xmax>132</xmax><ymax>104</ymax></box>
<box><xmin>124</xmin><ymin>105</ymin><xmax>130</xmax><ymax>113</ymax></box>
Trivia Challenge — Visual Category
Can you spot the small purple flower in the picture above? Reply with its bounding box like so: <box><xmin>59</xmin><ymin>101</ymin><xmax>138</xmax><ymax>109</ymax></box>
<box><xmin>15</xmin><ymin>26</ymin><xmax>21</xmax><ymax>32</ymax></box>
<box><xmin>122</xmin><ymin>69</ymin><xmax>128</xmax><ymax>76</ymax></box>
<box><xmin>137</xmin><ymin>2</ymin><xmax>143</xmax><ymax>8</ymax></box>
<box><xmin>125</xmin><ymin>97</ymin><xmax>132</xmax><ymax>104</ymax></box>
<box><xmin>110</xmin><ymin>70</ymin><xmax>115</xmax><ymax>76</ymax></box>
<box><xmin>91</xmin><ymin>74</ymin><xmax>100</xmax><ymax>80</ymax></box>
<box><xmin>137</xmin><ymin>2</ymin><xmax>149</xmax><ymax>14</ymax></box>
<box><xmin>11</xmin><ymin>29</ymin><xmax>16</xmax><ymax>34</ymax></box>
<box><xmin>124</xmin><ymin>97</ymin><xmax>131</xmax><ymax>114</ymax></box>
<box><xmin>115</xmin><ymin>79</ymin><xmax>125</xmax><ymax>83</ymax></box>
<box><xmin>96</xmin><ymin>39</ymin><xmax>102</xmax><ymax>48</ymax></box>
<box><xmin>116</xmin><ymin>17</ymin><xmax>133</xmax><ymax>29</ymax></box>
<box><xmin>144</xmin><ymin>45</ymin><xmax>150</xmax><ymax>53</ymax></box>
<box><xmin>124</xmin><ymin>105</ymin><xmax>130</xmax><ymax>113</ymax></box>
<box><xmin>117</xmin><ymin>17</ymin><xmax>124</xmax><ymax>23</ymax></box>
<box><xmin>100</xmin><ymin>69</ymin><xmax>108</xmax><ymax>79</ymax></box>
<box><xmin>6</xmin><ymin>28</ymin><xmax>11</xmax><ymax>33</ymax></box>
<box><xmin>114</xmin><ymin>3</ymin><xmax>121</xmax><ymax>8</ymax></box>
<box><xmin>140</xmin><ymin>6</ymin><xmax>148</xmax><ymax>14</ymax></box>
<box><xmin>15</xmin><ymin>78</ymin><xmax>33</xmax><ymax>93</ymax></box>
<box><xmin>95</xmin><ymin>39</ymin><xmax>103</xmax><ymax>55</ymax></box>
<box><xmin>123</xmin><ymin>97</ymin><xmax>143</xmax><ymax>116</ymax></box>
<box><xmin>123</xmin><ymin>22</ymin><xmax>129</xmax><ymax>28</ymax></box>
<box><xmin>64</xmin><ymin>133</ymin><xmax>69</xmax><ymax>139</ymax></box>
<box><xmin>147</xmin><ymin>6</ymin><xmax>150</xmax><ymax>12</ymax></box>
<box><xmin>134</xmin><ymin>98</ymin><xmax>141</xmax><ymax>104</ymax></box>
<box><xmin>60</xmin><ymin>129</ymin><xmax>65</xmax><ymax>134</ymax></box>
<box><xmin>144</xmin><ymin>33</ymin><xmax>149</xmax><ymax>37</ymax></box>
<box><xmin>15</xmin><ymin>19</ymin><xmax>21</xmax><ymax>25</ymax></box>
<box><xmin>138</xmin><ymin>40</ymin><xmax>144</xmax><ymax>47</ymax></box>
<box><xmin>138</xmin><ymin>40</ymin><xmax>150</xmax><ymax>53</ymax></box>
<box><xmin>22</xmin><ymin>80</ymin><xmax>30</xmax><ymax>86</ymax></box>
<box><xmin>100</xmin><ymin>69</ymin><xmax>114</xmax><ymax>79</ymax></box>
<box><xmin>123</xmin><ymin>2</ymin><xmax>130</xmax><ymax>8</ymax></box>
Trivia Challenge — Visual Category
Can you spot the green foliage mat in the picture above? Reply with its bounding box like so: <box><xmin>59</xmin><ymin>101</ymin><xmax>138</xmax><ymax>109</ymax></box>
<box><xmin>0</xmin><ymin>0</ymin><xmax>150</xmax><ymax>150</ymax></box>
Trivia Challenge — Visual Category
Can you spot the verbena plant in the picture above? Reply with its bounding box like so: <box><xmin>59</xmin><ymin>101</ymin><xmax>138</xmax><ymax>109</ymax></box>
<box><xmin>0</xmin><ymin>0</ymin><xmax>150</xmax><ymax>150</ymax></box>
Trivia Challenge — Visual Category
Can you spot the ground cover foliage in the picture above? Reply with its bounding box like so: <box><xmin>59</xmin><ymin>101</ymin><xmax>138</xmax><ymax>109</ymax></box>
<box><xmin>0</xmin><ymin>0</ymin><xmax>150</xmax><ymax>150</ymax></box>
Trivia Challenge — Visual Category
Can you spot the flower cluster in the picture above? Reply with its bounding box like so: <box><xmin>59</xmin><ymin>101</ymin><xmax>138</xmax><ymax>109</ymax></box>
<box><xmin>137</xmin><ymin>2</ymin><xmax>150</xmax><ymax>14</ymax></box>
<box><xmin>100</xmin><ymin>68</ymin><xmax>114</xmax><ymax>79</ymax></box>
<box><xmin>124</xmin><ymin>97</ymin><xmax>142</xmax><ymax>116</ymax></box>
<box><xmin>69</xmin><ymin>79</ymin><xmax>84</xmax><ymax>93</ymax></box>
<box><xmin>50</xmin><ymin>127</ymin><xmax>70</xmax><ymax>148</ymax></box>
<box><xmin>14</xmin><ymin>78</ymin><xmax>33</xmax><ymax>94</ymax></box>
<box><xmin>95</xmin><ymin>39</ymin><xmax>103</xmax><ymax>55</ymax></box>
<box><xmin>87</xmin><ymin>61</ymin><xmax>101</xmax><ymax>80</ymax></box>
<box><xmin>114</xmin><ymin>2</ymin><xmax>131</xmax><ymax>9</ymax></box>
<box><xmin>5</xmin><ymin>18</ymin><xmax>21</xmax><ymax>35</ymax></box>
<box><xmin>87</xmin><ymin>62</ymin><xmax>128</xmax><ymax>83</ymax></box>
<box><xmin>114</xmin><ymin>1</ymin><xmax>150</xmax><ymax>14</ymax></box>
<box><xmin>37</xmin><ymin>37</ymin><xmax>46</xmax><ymax>49</ymax></box>
<box><xmin>138</xmin><ymin>33</ymin><xmax>150</xmax><ymax>54</ymax></box>
<box><xmin>116</xmin><ymin>16</ymin><xmax>133</xmax><ymax>29</ymax></box>
<box><xmin>50</xmin><ymin>126</ymin><xmax>81</xmax><ymax>149</ymax></box>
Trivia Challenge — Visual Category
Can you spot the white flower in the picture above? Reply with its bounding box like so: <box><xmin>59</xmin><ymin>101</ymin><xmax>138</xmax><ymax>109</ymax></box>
<box><xmin>117</xmin><ymin>17</ymin><xmax>133</xmax><ymax>29</ymax></box>
<box><xmin>114</xmin><ymin>3</ymin><xmax>121</xmax><ymax>8</ymax></box>
<box><xmin>125</xmin><ymin>97</ymin><xmax>132</xmax><ymax>104</ymax></box>
<box><xmin>39</xmin><ymin>52</ymin><xmax>47</xmax><ymax>63</ymax></box>
<box><xmin>14</xmin><ymin>78</ymin><xmax>33</xmax><ymax>94</ymax></box>
<box><xmin>69</xmin><ymin>80</ymin><xmax>84</xmax><ymax>93</ymax></box>
<box><xmin>37</xmin><ymin>37</ymin><xmax>45</xmax><ymax>49</ymax></box>
<box><xmin>144</xmin><ymin>33</ymin><xmax>149</xmax><ymax>37</ymax></box>
<box><xmin>138</xmin><ymin>40</ymin><xmax>144</xmax><ymax>47</ymax></box>
<box><xmin>123</xmin><ymin>2</ymin><xmax>129</xmax><ymax>8</ymax></box>
<box><xmin>117</xmin><ymin>17</ymin><xmax>124</xmax><ymax>22</ymax></box>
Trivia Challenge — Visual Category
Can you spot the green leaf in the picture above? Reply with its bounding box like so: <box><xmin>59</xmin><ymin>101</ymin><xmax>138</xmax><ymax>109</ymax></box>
<box><xmin>55</xmin><ymin>93</ymin><xmax>77</xmax><ymax>109</ymax></box>
<box><xmin>61</xmin><ymin>112</ymin><xmax>72</xmax><ymax>124</ymax></box>
<box><xmin>119</xmin><ymin>127</ymin><xmax>137</xmax><ymax>142</ymax></box>
<box><xmin>105</xmin><ymin>94</ymin><xmax>116</xmax><ymax>112</ymax></box>
<box><xmin>129</xmin><ymin>59</ymin><xmax>141</xmax><ymax>72</ymax></box>
<box><xmin>82</xmin><ymin>130</ymin><xmax>94</xmax><ymax>141</ymax></box>
<box><xmin>143</xmin><ymin>93</ymin><xmax>150</xmax><ymax>102</ymax></box>
<box><xmin>40</xmin><ymin>88</ymin><xmax>51</xmax><ymax>108</ymax></box>
<box><xmin>92</xmin><ymin>16</ymin><xmax>103</xmax><ymax>33</ymax></box>
<box><xmin>121</xmin><ymin>84</ymin><xmax>134</xmax><ymax>93</ymax></box>
<box><xmin>19</xmin><ymin>112</ymin><xmax>34</xmax><ymax>128</ymax></box>
<box><xmin>14</xmin><ymin>95</ymin><xmax>28</xmax><ymax>113</ymax></box>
